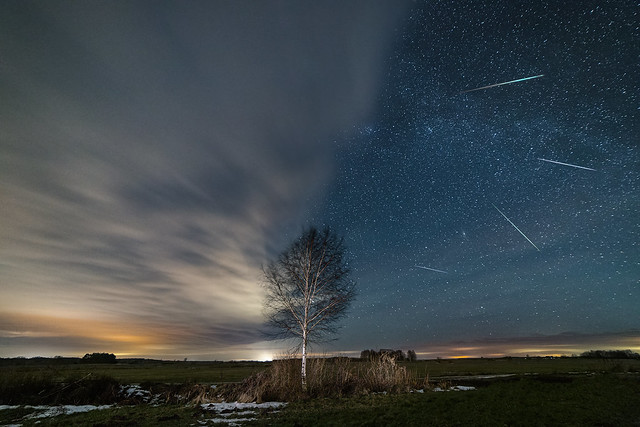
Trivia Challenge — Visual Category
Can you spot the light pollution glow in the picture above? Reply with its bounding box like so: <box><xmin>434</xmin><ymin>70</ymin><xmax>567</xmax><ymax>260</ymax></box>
<box><xmin>2</xmin><ymin>311</ymin><xmax>638</xmax><ymax>361</ymax></box>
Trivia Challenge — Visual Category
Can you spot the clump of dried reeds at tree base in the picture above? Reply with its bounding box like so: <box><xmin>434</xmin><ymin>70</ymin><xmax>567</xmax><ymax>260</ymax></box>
<box><xmin>217</xmin><ymin>355</ymin><xmax>416</xmax><ymax>402</ymax></box>
<box><xmin>359</xmin><ymin>354</ymin><xmax>412</xmax><ymax>393</ymax></box>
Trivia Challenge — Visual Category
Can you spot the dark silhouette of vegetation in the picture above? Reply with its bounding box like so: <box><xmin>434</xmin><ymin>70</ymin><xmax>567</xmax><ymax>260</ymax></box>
<box><xmin>263</xmin><ymin>226</ymin><xmax>356</xmax><ymax>390</ymax></box>
<box><xmin>81</xmin><ymin>353</ymin><xmax>117</xmax><ymax>363</ymax></box>
<box><xmin>0</xmin><ymin>372</ymin><xmax>120</xmax><ymax>405</ymax></box>
<box><xmin>580</xmin><ymin>349</ymin><xmax>640</xmax><ymax>359</ymax></box>
<box><xmin>360</xmin><ymin>349</ymin><xmax>416</xmax><ymax>361</ymax></box>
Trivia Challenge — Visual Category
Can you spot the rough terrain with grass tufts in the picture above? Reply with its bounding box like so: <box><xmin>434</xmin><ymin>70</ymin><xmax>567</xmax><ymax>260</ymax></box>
<box><xmin>1</xmin><ymin>356</ymin><xmax>639</xmax><ymax>425</ymax></box>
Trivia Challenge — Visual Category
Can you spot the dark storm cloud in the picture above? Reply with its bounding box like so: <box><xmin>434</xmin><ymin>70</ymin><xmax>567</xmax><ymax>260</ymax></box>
<box><xmin>0</xmin><ymin>1</ymin><xmax>410</xmax><ymax>358</ymax></box>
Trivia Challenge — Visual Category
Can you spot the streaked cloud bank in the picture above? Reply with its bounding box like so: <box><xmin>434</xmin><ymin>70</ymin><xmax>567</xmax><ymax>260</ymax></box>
<box><xmin>0</xmin><ymin>1</ymin><xmax>409</xmax><ymax>359</ymax></box>
<box><xmin>414</xmin><ymin>330</ymin><xmax>640</xmax><ymax>359</ymax></box>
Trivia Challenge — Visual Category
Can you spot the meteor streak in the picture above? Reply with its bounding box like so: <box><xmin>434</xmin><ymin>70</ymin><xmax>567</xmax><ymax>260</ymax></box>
<box><xmin>492</xmin><ymin>204</ymin><xmax>540</xmax><ymax>251</ymax></box>
<box><xmin>461</xmin><ymin>74</ymin><xmax>544</xmax><ymax>94</ymax></box>
<box><xmin>415</xmin><ymin>265</ymin><xmax>448</xmax><ymax>274</ymax></box>
<box><xmin>538</xmin><ymin>158</ymin><xmax>596</xmax><ymax>171</ymax></box>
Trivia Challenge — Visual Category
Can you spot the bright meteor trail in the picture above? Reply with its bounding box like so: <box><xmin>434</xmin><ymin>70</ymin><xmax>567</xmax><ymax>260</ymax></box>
<box><xmin>461</xmin><ymin>74</ymin><xmax>544</xmax><ymax>94</ymax></box>
<box><xmin>538</xmin><ymin>158</ymin><xmax>596</xmax><ymax>171</ymax></box>
<box><xmin>492</xmin><ymin>204</ymin><xmax>541</xmax><ymax>252</ymax></box>
<box><xmin>415</xmin><ymin>265</ymin><xmax>448</xmax><ymax>274</ymax></box>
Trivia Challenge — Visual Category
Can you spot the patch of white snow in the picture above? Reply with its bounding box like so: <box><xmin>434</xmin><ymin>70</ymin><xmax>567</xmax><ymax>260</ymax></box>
<box><xmin>207</xmin><ymin>417</ymin><xmax>257</xmax><ymax>425</ymax></box>
<box><xmin>25</xmin><ymin>405</ymin><xmax>113</xmax><ymax>419</ymax></box>
<box><xmin>452</xmin><ymin>385</ymin><xmax>476</xmax><ymax>391</ymax></box>
<box><xmin>201</xmin><ymin>401</ymin><xmax>286</xmax><ymax>412</ymax></box>
<box><xmin>433</xmin><ymin>385</ymin><xmax>476</xmax><ymax>392</ymax></box>
<box><xmin>200</xmin><ymin>401</ymin><xmax>286</xmax><ymax>425</ymax></box>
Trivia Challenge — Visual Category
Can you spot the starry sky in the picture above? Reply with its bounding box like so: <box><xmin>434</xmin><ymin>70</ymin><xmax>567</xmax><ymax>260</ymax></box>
<box><xmin>1</xmin><ymin>1</ymin><xmax>638</xmax><ymax>360</ymax></box>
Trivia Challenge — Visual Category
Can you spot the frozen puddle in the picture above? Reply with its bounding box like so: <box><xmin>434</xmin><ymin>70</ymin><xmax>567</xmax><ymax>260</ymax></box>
<box><xmin>201</xmin><ymin>401</ymin><xmax>286</xmax><ymax>425</ymax></box>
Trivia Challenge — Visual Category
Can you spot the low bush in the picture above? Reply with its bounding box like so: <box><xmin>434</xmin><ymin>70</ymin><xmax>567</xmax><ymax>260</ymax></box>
<box><xmin>0</xmin><ymin>371</ymin><xmax>120</xmax><ymax>405</ymax></box>
<box><xmin>0</xmin><ymin>370</ymin><xmax>57</xmax><ymax>405</ymax></box>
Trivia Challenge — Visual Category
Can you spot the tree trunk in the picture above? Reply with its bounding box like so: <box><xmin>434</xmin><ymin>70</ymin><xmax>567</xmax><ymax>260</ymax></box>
<box><xmin>301</xmin><ymin>330</ymin><xmax>307</xmax><ymax>391</ymax></box>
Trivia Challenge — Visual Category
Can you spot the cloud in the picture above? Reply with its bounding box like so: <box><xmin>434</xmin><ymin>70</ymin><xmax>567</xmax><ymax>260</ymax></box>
<box><xmin>414</xmin><ymin>330</ymin><xmax>640</xmax><ymax>358</ymax></box>
<box><xmin>0</xmin><ymin>310</ymin><xmax>264</xmax><ymax>359</ymax></box>
<box><xmin>0</xmin><ymin>1</ymin><xmax>409</xmax><ymax>358</ymax></box>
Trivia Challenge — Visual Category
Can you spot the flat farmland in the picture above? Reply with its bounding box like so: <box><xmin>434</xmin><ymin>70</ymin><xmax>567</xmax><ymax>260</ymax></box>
<box><xmin>0</xmin><ymin>359</ymin><xmax>270</xmax><ymax>384</ymax></box>
<box><xmin>2</xmin><ymin>357</ymin><xmax>639</xmax><ymax>426</ymax></box>
<box><xmin>401</xmin><ymin>356</ymin><xmax>640</xmax><ymax>378</ymax></box>
<box><xmin>5</xmin><ymin>356</ymin><xmax>638</xmax><ymax>384</ymax></box>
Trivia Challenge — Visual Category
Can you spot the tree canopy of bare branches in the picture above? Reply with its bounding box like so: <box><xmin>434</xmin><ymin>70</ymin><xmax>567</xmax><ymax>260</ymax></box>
<box><xmin>262</xmin><ymin>226</ymin><xmax>356</xmax><ymax>389</ymax></box>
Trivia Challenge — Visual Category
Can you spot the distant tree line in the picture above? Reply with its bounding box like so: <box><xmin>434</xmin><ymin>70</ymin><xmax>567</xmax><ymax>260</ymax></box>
<box><xmin>580</xmin><ymin>349</ymin><xmax>640</xmax><ymax>359</ymax></box>
<box><xmin>360</xmin><ymin>349</ymin><xmax>417</xmax><ymax>362</ymax></box>
<box><xmin>81</xmin><ymin>353</ymin><xmax>117</xmax><ymax>363</ymax></box>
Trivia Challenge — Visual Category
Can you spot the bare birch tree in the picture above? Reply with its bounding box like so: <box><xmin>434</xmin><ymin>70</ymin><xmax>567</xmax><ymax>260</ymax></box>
<box><xmin>262</xmin><ymin>226</ymin><xmax>356</xmax><ymax>390</ymax></box>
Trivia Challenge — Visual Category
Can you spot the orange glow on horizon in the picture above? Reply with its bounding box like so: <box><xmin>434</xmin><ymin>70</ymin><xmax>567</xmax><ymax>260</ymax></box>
<box><xmin>0</xmin><ymin>311</ymin><xmax>164</xmax><ymax>356</ymax></box>
<box><xmin>4</xmin><ymin>311</ymin><xmax>640</xmax><ymax>360</ymax></box>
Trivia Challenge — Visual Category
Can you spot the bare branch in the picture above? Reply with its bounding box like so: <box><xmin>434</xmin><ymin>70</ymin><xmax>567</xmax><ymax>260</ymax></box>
<box><xmin>261</xmin><ymin>226</ymin><xmax>356</xmax><ymax>346</ymax></box>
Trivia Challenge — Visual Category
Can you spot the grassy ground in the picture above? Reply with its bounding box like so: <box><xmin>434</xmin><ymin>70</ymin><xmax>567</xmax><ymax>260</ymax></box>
<box><xmin>256</xmin><ymin>374</ymin><xmax>640</xmax><ymax>426</ymax></box>
<box><xmin>2</xmin><ymin>357</ymin><xmax>638</xmax><ymax>385</ymax></box>
<box><xmin>2</xmin><ymin>374</ymin><xmax>639</xmax><ymax>426</ymax></box>
<box><xmin>0</xmin><ymin>404</ymin><xmax>202</xmax><ymax>426</ymax></box>
<box><xmin>2</xmin><ymin>357</ymin><xmax>640</xmax><ymax>425</ymax></box>
<box><xmin>0</xmin><ymin>360</ymin><xmax>269</xmax><ymax>384</ymax></box>
<box><xmin>401</xmin><ymin>356</ymin><xmax>640</xmax><ymax>378</ymax></box>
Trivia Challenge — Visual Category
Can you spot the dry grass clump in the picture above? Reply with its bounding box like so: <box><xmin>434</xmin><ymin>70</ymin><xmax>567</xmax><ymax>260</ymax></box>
<box><xmin>216</xmin><ymin>358</ymin><xmax>303</xmax><ymax>403</ymax></box>
<box><xmin>217</xmin><ymin>355</ymin><xmax>415</xmax><ymax>402</ymax></box>
<box><xmin>307</xmin><ymin>357</ymin><xmax>358</xmax><ymax>397</ymax></box>
<box><xmin>359</xmin><ymin>354</ymin><xmax>412</xmax><ymax>393</ymax></box>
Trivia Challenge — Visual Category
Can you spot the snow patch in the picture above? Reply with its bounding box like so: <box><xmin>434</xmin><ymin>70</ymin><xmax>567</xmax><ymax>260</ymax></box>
<box><xmin>120</xmin><ymin>384</ymin><xmax>152</xmax><ymax>401</ymax></box>
<box><xmin>433</xmin><ymin>385</ymin><xmax>476</xmax><ymax>392</ymax></box>
<box><xmin>206</xmin><ymin>417</ymin><xmax>257</xmax><ymax>425</ymax></box>
<box><xmin>201</xmin><ymin>402</ymin><xmax>286</xmax><ymax>412</ymax></box>
<box><xmin>201</xmin><ymin>401</ymin><xmax>286</xmax><ymax>425</ymax></box>
<box><xmin>24</xmin><ymin>405</ymin><xmax>113</xmax><ymax>419</ymax></box>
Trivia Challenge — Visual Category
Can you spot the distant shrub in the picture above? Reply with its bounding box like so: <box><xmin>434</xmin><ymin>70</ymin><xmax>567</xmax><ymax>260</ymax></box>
<box><xmin>82</xmin><ymin>352</ymin><xmax>117</xmax><ymax>363</ymax></box>
<box><xmin>580</xmin><ymin>350</ymin><xmax>640</xmax><ymax>359</ymax></box>
<box><xmin>360</xmin><ymin>349</ymin><xmax>375</xmax><ymax>360</ymax></box>
<box><xmin>360</xmin><ymin>349</ymin><xmax>410</xmax><ymax>361</ymax></box>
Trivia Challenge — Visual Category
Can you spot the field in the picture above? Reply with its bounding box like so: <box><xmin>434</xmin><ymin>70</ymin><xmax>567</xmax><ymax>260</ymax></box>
<box><xmin>403</xmin><ymin>356</ymin><xmax>640</xmax><ymax>377</ymax></box>
<box><xmin>1</xmin><ymin>357</ymin><xmax>639</xmax><ymax>426</ymax></box>
<box><xmin>0</xmin><ymin>358</ymin><xmax>268</xmax><ymax>384</ymax></box>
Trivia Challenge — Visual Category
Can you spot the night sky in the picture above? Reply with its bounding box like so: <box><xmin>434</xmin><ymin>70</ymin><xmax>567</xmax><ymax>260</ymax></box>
<box><xmin>2</xmin><ymin>1</ymin><xmax>638</xmax><ymax>360</ymax></box>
